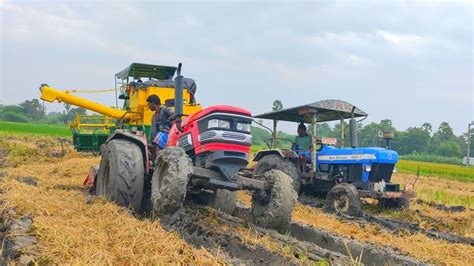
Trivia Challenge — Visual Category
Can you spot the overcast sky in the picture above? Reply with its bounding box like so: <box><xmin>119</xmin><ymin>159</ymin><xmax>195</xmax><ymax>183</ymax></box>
<box><xmin>1</xmin><ymin>0</ymin><xmax>472</xmax><ymax>135</ymax></box>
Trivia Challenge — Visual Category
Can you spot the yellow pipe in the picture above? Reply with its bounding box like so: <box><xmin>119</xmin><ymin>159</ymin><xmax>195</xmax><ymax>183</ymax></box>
<box><xmin>40</xmin><ymin>85</ymin><xmax>129</xmax><ymax>119</ymax></box>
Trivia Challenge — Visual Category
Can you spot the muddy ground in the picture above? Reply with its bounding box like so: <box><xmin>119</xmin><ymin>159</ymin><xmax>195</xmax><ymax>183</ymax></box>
<box><xmin>0</xmin><ymin>134</ymin><xmax>473</xmax><ymax>264</ymax></box>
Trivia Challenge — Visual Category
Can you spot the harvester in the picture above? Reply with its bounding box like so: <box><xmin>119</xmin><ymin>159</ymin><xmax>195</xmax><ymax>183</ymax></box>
<box><xmin>252</xmin><ymin>101</ymin><xmax>415</xmax><ymax>216</ymax></box>
<box><xmin>39</xmin><ymin>63</ymin><xmax>297</xmax><ymax>231</ymax></box>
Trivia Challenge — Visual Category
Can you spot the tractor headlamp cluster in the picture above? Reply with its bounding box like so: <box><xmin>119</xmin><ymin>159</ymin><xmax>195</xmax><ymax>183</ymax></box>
<box><xmin>237</xmin><ymin>122</ymin><xmax>251</xmax><ymax>132</ymax></box>
<box><xmin>207</xmin><ymin>119</ymin><xmax>251</xmax><ymax>132</ymax></box>
<box><xmin>208</xmin><ymin>119</ymin><xmax>230</xmax><ymax>129</ymax></box>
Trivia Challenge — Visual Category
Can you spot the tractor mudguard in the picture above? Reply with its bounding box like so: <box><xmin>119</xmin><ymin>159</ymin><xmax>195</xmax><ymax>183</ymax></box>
<box><xmin>107</xmin><ymin>129</ymin><xmax>150</xmax><ymax>173</ymax></box>
<box><xmin>253</xmin><ymin>149</ymin><xmax>298</xmax><ymax>162</ymax></box>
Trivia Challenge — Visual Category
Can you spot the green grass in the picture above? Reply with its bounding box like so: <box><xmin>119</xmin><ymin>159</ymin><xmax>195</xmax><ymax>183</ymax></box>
<box><xmin>0</xmin><ymin>121</ymin><xmax>71</xmax><ymax>136</ymax></box>
<box><xmin>397</xmin><ymin>159</ymin><xmax>474</xmax><ymax>182</ymax></box>
<box><xmin>400</xmin><ymin>153</ymin><xmax>462</xmax><ymax>165</ymax></box>
<box><xmin>250</xmin><ymin>145</ymin><xmax>265</xmax><ymax>154</ymax></box>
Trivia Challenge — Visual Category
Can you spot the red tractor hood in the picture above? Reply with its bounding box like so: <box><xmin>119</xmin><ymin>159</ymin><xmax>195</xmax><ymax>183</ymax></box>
<box><xmin>183</xmin><ymin>105</ymin><xmax>252</xmax><ymax>125</ymax></box>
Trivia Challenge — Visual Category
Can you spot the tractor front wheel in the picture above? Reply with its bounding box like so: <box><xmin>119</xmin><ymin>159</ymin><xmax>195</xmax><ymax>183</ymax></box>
<box><xmin>96</xmin><ymin>139</ymin><xmax>145</xmax><ymax>212</ymax></box>
<box><xmin>253</xmin><ymin>154</ymin><xmax>301</xmax><ymax>193</ymax></box>
<box><xmin>326</xmin><ymin>183</ymin><xmax>361</xmax><ymax>217</ymax></box>
<box><xmin>251</xmin><ymin>169</ymin><xmax>298</xmax><ymax>233</ymax></box>
<box><xmin>151</xmin><ymin>147</ymin><xmax>192</xmax><ymax>215</ymax></box>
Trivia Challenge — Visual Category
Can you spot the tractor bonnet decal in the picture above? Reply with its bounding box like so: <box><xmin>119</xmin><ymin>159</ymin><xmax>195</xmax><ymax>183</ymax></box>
<box><xmin>318</xmin><ymin>154</ymin><xmax>377</xmax><ymax>161</ymax></box>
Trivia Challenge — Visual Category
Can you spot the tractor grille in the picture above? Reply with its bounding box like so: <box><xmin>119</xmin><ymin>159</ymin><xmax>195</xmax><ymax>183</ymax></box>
<box><xmin>222</xmin><ymin>132</ymin><xmax>246</xmax><ymax>141</ymax></box>
<box><xmin>198</xmin><ymin>130</ymin><xmax>252</xmax><ymax>146</ymax></box>
<box><xmin>177</xmin><ymin>134</ymin><xmax>192</xmax><ymax>150</ymax></box>
<box><xmin>199</xmin><ymin>131</ymin><xmax>217</xmax><ymax>142</ymax></box>
<box><xmin>369</xmin><ymin>163</ymin><xmax>395</xmax><ymax>182</ymax></box>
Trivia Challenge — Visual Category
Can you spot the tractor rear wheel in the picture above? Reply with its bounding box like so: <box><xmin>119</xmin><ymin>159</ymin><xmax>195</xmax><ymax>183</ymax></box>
<box><xmin>151</xmin><ymin>147</ymin><xmax>192</xmax><ymax>215</ymax></box>
<box><xmin>251</xmin><ymin>169</ymin><xmax>297</xmax><ymax>233</ymax></box>
<box><xmin>211</xmin><ymin>189</ymin><xmax>237</xmax><ymax>215</ymax></box>
<box><xmin>380</xmin><ymin>198</ymin><xmax>410</xmax><ymax>209</ymax></box>
<box><xmin>253</xmin><ymin>154</ymin><xmax>301</xmax><ymax>193</ymax></box>
<box><xmin>96</xmin><ymin>139</ymin><xmax>145</xmax><ymax>212</ymax></box>
<box><xmin>326</xmin><ymin>183</ymin><xmax>361</xmax><ymax>217</ymax></box>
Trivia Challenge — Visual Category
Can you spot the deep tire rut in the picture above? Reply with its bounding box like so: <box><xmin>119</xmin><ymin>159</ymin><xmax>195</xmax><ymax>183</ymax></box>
<box><xmin>157</xmin><ymin>204</ymin><xmax>349</xmax><ymax>265</ymax></box>
<box><xmin>299</xmin><ymin>195</ymin><xmax>474</xmax><ymax>246</ymax></box>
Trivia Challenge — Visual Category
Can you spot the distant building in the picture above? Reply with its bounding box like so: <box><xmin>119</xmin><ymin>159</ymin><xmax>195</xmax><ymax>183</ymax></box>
<box><xmin>463</xmin><ymin>157</ymin><xmax>474</xmax><ymax>165</ymax></box>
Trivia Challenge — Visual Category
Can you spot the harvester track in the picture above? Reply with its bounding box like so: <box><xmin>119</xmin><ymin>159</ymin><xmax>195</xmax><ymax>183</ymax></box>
<box><xmin>299</xmin><ymin>195</ymin><xmax>474</xmax><ymax>246</ymax></box>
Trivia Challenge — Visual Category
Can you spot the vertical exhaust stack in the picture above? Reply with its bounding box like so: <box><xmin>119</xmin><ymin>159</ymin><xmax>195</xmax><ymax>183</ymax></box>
<box><xmin>175</xmin><ymin>63</ymin><xmax>184</xmax><ymax>132</ymax></box>
<box><xmin>350</xmin><ymin>106</ymin><xmax>358</xmax><ymax>148</ymax></box>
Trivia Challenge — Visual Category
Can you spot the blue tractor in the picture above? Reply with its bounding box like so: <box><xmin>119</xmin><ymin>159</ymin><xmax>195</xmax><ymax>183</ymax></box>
<box><xmin>253</xmin><ymin>100</ymin><xmax>414</xmax><ymax>216</ymax></box>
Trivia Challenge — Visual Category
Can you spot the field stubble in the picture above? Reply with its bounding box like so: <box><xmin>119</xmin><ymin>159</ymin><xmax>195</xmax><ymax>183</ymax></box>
<box><xmin>1</xmin><ymin>134</ymin><xmax>473</xmax><ymax>264</ymax></box>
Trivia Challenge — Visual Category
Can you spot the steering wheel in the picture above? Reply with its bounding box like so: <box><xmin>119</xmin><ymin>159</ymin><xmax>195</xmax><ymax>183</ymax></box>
<box><xmin>262</xmin><ymin>138</ymin><xmax>295</xmax><ymax>149</ymax></box>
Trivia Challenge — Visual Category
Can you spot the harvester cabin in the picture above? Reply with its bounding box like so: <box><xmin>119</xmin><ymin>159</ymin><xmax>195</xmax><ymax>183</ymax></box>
<box><xmin>115</xmin><ymin>63</ymin><xmax>202</xmax><ymax>128</ymax></box>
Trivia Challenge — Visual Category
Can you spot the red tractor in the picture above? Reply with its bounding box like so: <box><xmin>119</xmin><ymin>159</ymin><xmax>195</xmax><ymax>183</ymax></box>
<box><xmin>94</xmin><ymin>63</ymin><xmax>296</xmax><ymax>231</ymax></box>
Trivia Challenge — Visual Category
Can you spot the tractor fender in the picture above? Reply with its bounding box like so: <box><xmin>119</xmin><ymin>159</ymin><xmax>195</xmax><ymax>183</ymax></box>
<box><xmin>106</xmin><ymin>129</ymin><xmax>150</xmax><ymax>173</ymax></box>
<box><xmin>253</xmin><ymin>149</ymin><xmax>298</xmax><ymax>162</ymax></box>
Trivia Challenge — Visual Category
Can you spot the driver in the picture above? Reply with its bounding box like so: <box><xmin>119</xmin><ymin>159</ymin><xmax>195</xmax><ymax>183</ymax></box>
<box><xmin>292</xmin><ymin>123</ymin><xmax>312</xmax><ymax>164</ymax></box>
<box><xmin>147</xmin><ymin>95</ymin><xmax>174</xmax><ymax>151</ymax></box>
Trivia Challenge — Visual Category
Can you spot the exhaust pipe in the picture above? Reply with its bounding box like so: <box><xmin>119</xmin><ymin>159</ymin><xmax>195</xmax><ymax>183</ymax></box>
<box><xmin>350</xmin><ymin>106</ymin><xmax>358</xmax><ymax>148</ymax></box>
<box><xmin>175</xmin><ymin>63</ymin><xmax>184</xmax><ymax>132</ymax></box>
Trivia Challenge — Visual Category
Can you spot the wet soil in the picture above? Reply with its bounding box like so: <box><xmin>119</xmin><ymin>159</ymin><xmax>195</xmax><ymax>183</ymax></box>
<box><xmin>299</xmin><ymin>195</ymin><xmax>474</xmax><ymax>246</ymax></box>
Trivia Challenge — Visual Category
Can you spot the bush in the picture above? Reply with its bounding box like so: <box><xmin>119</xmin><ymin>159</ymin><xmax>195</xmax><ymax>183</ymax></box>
<box><xmin>0</xmin><ymin>111</ymin><xmax>29</xmax><ymax>123</ymax></box>
<box><xmin>435</xmin><ymin>141</ymin><xmax>462</xmax><ymax>158</ymax></box>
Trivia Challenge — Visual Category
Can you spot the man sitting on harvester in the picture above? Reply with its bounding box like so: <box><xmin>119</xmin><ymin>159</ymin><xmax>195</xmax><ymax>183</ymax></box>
<box><xmin>147</xmin><ymin>94</ymin><xmax>174</xmax><ymax>151</ymax></box>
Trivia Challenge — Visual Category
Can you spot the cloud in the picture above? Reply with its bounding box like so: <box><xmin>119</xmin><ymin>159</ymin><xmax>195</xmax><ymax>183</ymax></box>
<box><xmin>0</xmin><ymin>0</ymin><xmax>471</xmax><ymax>135</ymax></box>
<box><xmin>376</xmin><ymin>30</ymin><xmax>427</xmax><ymax>54</ymax></box>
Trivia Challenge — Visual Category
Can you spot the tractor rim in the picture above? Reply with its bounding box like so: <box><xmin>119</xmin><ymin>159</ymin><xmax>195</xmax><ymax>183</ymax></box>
<box><xmin>334</xmin><ymin>194</ymin><xmax>350</xmax><ymax>213</ymax></box>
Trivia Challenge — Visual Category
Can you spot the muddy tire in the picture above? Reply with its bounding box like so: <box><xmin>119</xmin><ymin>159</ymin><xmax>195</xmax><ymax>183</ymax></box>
<box><xmin>211</xmin><ymin>189</ymin><xmax>237</xmax><ymax>215</ymax></box>
<box><xmin>380</xmin><ymin>198</ymin><xmax>410</xmax><ymax>209</ymax></box>
<box><xmin>253</xmin><ymin>154</ymin><xmax>301</xmax><ymax>193</ymax></box>
<box><xmin>326</xmin><ymin>183</ymin><xmax>361</xmax><ymax>217</ymax></box>
<box><xmin>251</xmin><ymin>169</ymin><xmax>298</xmax><ymax>232</ymax></box>
<box><xmin>151</xmin><ymin>147</ymin><xmax>192</xmax><ymax>215</ymax></box>
<box><xmin>96</xmin><ymin>139</ymin><xmax>145</xmax><ymax>212</ymax></box>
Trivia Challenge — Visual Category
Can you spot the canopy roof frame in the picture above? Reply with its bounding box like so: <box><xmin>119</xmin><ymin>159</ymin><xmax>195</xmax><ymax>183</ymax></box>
<box><xmin>115</xmin><ymin>63</ymin><xmax>177</xmax><ymax>80</ymax></box>
<box><xmin>254</xmin><ymin>99</ymin><xmax>368</xmax><ymax>123</ymax></box>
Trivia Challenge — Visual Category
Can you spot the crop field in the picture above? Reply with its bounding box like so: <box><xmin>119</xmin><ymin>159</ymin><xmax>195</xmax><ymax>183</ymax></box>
<box><xmin>1</xmin><ymin>133</ymin><xmax>473</xmax><ymax>264</ymax></box>
<box><xmin>396</xmin><ymin>159</ymin><xmax>474</xmax><ymax>182</ymax></box>
<box><xmin>0</xmin><ymin>121</ymin><xmax>71</xmax><ymax>137</ymax></box>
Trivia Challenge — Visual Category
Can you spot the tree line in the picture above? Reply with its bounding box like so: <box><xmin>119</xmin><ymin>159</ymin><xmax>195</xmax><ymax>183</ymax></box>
<box><xmin>1</xmin><ymin>98</ymin><xmax>472</xmax><ymax>163</ymax></box>
<box><xmin>0</xmin><ymin>99</ymin><xmax>87</xmax><ymax>124</ymax></box>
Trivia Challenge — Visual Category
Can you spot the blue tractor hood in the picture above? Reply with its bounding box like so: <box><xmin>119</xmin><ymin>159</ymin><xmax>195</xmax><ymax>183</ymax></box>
<box><xmin>317</xmin><ymin>146</ymin><xmax>398</xmax><ymax>165</ymax></box>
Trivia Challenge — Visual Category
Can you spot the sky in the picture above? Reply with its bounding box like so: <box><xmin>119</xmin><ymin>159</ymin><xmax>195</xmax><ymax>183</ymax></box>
<box><xmin>0</xmin><ymin>0</ymin><xmax>472</xmax><ymax>135</ymax></box>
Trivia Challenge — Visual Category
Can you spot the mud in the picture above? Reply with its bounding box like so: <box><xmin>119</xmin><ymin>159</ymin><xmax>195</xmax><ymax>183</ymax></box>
<box><xmin>0</xmin><ymin>208</ymin><xmax>38</xmax><ymax>265</ymax></box>
<box><xmin>298</xmin><ymin>195</ymin><xmax>474</xmax><ymax>246</ymax></box>
<box><xmin>234</xmin><ymin>205</ymin><xmax>425</xmax><ymax>265</ymax></box>
<box><xmin>158</xmin><ymin>203</ymin><xmax>349</xmax><ymax>265</ymax></box>
<box><xmin>415</xmin><ymin>199</ymin><xmax>467</xmax><ymax>212</ymax></box>
<box><xmin>15</xmin><ymin>176</ymin><xmax>38</xmax><ymax>187</ymax></box>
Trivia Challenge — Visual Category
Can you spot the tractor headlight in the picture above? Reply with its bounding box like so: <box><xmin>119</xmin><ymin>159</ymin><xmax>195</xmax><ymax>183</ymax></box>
<box><xmin>393</xmin><ymin>167</ymin><xmax>397</xmax><ymax>173</ymax></box>
<box><xmin>364</xmin><ymin>165</ymin><xmax>372</xmax><ymax>172</ymax></box>
<box><xmin>237</xmin><ymin>122</ymin><xmax>250</xmax><ymax>132</ymax></box>
<box><xmin>208</xmin><ymin>119</ymin><xmax>230</xmax><ymax>129</ymax></box>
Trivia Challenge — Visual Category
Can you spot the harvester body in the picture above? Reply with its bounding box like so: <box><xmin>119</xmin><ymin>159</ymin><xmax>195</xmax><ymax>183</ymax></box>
<box><xmin>39</xmin><ymin>63</ymin><xmax>202</xmax><ymax>151</ymax></box>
